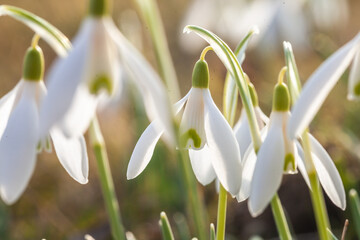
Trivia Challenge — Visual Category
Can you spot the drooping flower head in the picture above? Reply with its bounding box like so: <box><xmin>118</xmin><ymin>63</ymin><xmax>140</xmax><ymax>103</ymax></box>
<box><xmin>0</xmin><ymin>37</ymin><xmax>88</xmax><ymax>205</ymax></box>
<box><xmin>247</xmin><ymin>67</ymin><xmax>310</xmax><ymax>216</ymax></box>
<box><xmin>128</xmin><ymin>48</ymin><xmax>242</xmax><ymax>195</ymax></box>
<box><xmin>40</xmin><ymin>0</ymin><xmax>173</xmax><ymax>144</ymax></box>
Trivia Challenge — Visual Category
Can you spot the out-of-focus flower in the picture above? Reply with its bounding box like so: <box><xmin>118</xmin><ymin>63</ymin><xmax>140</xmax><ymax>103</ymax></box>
<box><xmin>128</xmin><ymin>59</ymin><xmax>242</xmax><ymax>195</ymax></box>
<box><xmin>180</xmin><ymin>0</ymin><xmax>349</xmax><ymax>53</ymax></box>
<box><xmin>288</xmin><ymin>32</ymin><xmax>360</xmax><ymax>139</ymax></box>
<box><xmin>0</xmin><ymin>41</ymin><xmax>88</xmax><ymax>205</ymax></box>
<box><xmin>40</xmin><ymin>0</ymin><xmax>173</xmax><ymax>143</ymax></box>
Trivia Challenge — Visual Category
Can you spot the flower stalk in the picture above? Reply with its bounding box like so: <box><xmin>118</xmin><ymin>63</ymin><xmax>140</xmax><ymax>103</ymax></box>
<box><xmin>89</xmin><ymin>117</ymin><xmax>126</xmax><ymax>240</ymax></box>
<box><xmin>284</xmin><ymin>42</ymin><xmax>331</xmax><ymax>240</ymax></box>
<box><xmin>216</xmin><ymin>184</ymin><xmax>227</xmax><ymax>240</ymax></box>
<box><xmin>271</xmin><ymin>194</ymin><xmax>292</xmax><ymax>240</ymax></box>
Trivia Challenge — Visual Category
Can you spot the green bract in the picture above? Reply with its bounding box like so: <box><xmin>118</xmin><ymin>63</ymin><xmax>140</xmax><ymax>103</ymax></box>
<box><xmin>248</xmin><ymin>83</ymin><xmax>259</xmax><ymax>107</ymax></box>
<box><xmin>23</xmin><ymin>46</ymin><xmax>44</xmax><ymax>81</ymax></box>
<box><xmin>273</xmin><ymin>83</ymin><xmax>290</xmax><ymax>112</ymax></box>
<box><xmin>192</xmin><ymin>60</ymin><xmax>209</xmax><ymax>88</ymax></box>
<box><xmin>89</xmin><ymin>0</ymin><xmax>109</xmax><ymax>17</ymax></box>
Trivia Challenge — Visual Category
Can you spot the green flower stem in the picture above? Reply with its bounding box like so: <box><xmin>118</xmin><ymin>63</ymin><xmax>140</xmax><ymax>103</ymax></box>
<box><xmin>284</xmin><ymin>43</ymin><xmax>331</xmax><ymax>240</ymax></box>
<box><xmin>271</xmin><ymin>194</ymin><xmax>292</xmax><ymax>240</ymax></box>
<box><xmin>89</xmin><ymin>117</ymin><xmax>126</xmax><ymax>240</ymax></box>
<box><xmin>134</xmin><ymin>0</ymin><xmax>180</xmax><ymax>102</ymax></box>
<box><xmin>216</xmin><ymin>184</ymin><xmax>227</xmax><ymax>240</ymax></box>
<box><xmin>178</xmin><ymin>148</ymin><xmax>207</xmax><ymax>240</ymax></box>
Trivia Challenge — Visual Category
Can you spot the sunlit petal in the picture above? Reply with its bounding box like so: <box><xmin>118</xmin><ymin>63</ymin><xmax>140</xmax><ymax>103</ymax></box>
<box><xmin>203</xmin><ymin>89</ymin><xmax>242</xmax><ymax>195</ymax></box>
<box><xmin>105</xmin><ymin>18</ymin><xmax>174</xmax><ymax>145</ymax></box>
<box><xmin>189</xmin><ymin>146</ymin><xmax>216</xmax><ymax>186</ymax></box>
<box><xmin>309</xmin><ymin>134</ymin><xmax>346</xmax><ymax>210</ymax></box>
<box><xmin>348</xmin><ymin>49</ymin><xmax>360</xmax><ymax>100</ymax></box>
<box><xmin>51</xmin><ymin>127</ymin><xmax>89</xmax><ymax>184</ymax></box>
<box><xmin>249</xmin><ymin>112</ymin><xmax>285</xmax><ymax>217</ymax></box>
<box><xmin>180</xmin><ymin>88</ymin><xmax>206</xmax><ymax>149</ymax></box>
<box><xmin>288</xmin><ymin>33</ymin><xmax>360</xmax><ymax>139</ymax></box>
<box><xmin>0</xmin><ymin>83</ymin><xmax>39</xmax><ymax>204</ymax></box>
<box><xmin>40</xmin><ymin>19</ymin><xmax>95</xmax><ymax>138</ymax></box>
<box><xmin>237</xmin><ymin>145</ymin><xmax>256</xmax><ymax>202</ymax></box>
<box><xmin>295</xmin><ymin>142</ymin><xmax>311</xmax><ymax>189</ymax></box>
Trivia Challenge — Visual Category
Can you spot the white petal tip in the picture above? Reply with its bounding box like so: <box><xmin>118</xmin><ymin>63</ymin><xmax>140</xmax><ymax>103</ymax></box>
<box><xmin>248</xmin><ymin>203</ymin><xmax>262</xmax><ymax>218</ymax></box>
<box><xmin>126</xmin><ymin>170</ymin><xmax>138</xmax><ymax>180</ymax></box>
<box><xmin>78</xmin><ymin>178</ymin><xmax>89</xmax><ymax>185</ymax></box>
<box><xmin>1</xmin><ymin>191</ymin><xmax>20</xmax><ymax>205</ymax></box>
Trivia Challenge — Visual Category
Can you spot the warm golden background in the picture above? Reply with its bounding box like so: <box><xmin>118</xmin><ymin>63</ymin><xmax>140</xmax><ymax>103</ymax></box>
<box><xmin>0</xmin><ymin>0</ymin><xmax>360</xmax><ymax>239</ymax></box>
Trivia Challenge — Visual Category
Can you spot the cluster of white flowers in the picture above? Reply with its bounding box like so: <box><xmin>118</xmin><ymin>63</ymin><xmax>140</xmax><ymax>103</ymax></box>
<box><xmin>0</xmin><ymin>3</ymin><xmax>173</xmax><ymax>205</ymax></box>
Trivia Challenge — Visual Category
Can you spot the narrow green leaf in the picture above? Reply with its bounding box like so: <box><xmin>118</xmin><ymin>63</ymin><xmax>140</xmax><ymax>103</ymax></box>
<box><xmin>209</xmin><ymin>223</ymin><xmax>215</xmax><ymax>240</ymax></box>
<box><xmin>349</xmin><ymin>189</ymin><xmax>360</xmax><ymax>239</ymax></box>
<box><xmin>327</xmin><ymin>228</ymin><xmax>339</xmax><ymax>240</ymax></box>
<box><xmin>159</xmin><ymin>212</ymin><xmax>175</xmax><ymax>240</ymax></box>
<box><xmin>223</xmin><ymin>26</ymin><xmax>259</xmax><ymax>125</ymax></box>
<box><xmin>173</xmin><ymin>213</ymin><xmax>191</xmax><ymax>240</ymax></box>
<box><xmin>0</xmin><ymin>5</ymin><xmax>71</xmax><ymax>56</ymax></box>
<box><xmin>184</xmin><ymin>25</ymin><xmax>262</xmax><ymax>150</ymax></box>
<box><xmin>283</xmin><ymin>41</ymin><xmax>302</xmax><ymax>105</ymax></box>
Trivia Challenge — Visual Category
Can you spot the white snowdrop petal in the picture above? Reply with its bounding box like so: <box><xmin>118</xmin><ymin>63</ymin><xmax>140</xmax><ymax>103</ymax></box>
<box><xmin>0</xmin><ymin>81</ymin><xmax>23</xmax><ymax>138</ymax></box>
<box><xmin>309</xmin><ymin>134</ymin><xmax>346</xmax><ymax>210</ymax></box>
<box><xmin>51</xmin><ymin>127</ymin><xmax>89</xmax><ymax>184</ymax></box>
<box><xmin>189</xmin><ymin>146</ymin><xmax>216</xmax><ymax>186</ymax></box>
<box><xmin>0</xmin><ymin>85</ymin><xmax>39</xmax><ymax>204</ymax></box>
<box><xmin>127</xmin><ymin>120</ymin><xmax>163</xmax><ymax>179</ymax></box>
<box><xmin>127</xmin><ymin>93</ymin><xmax>190</xmax><ymax>179</ymax></box>
<box><xmin>180</xmin><ymin>88</ymin><xmax>206</xmax><ymax>149</ymax></box>
<box><xmin>203</xmin><ymin>89</ymin><xmax>242</xmax><ymax>195</ymax></box>
<box><xmin>237</xmin><ymin>145</ymin><xmax>256</xmax><ymax>202</ymax></box>
<box><xmin>105</xmin><ymin>18</ymin><xmax>174</xmax><ymax>145</ymax></box>
<box><xmin>288</xmin><ymin>33</ymin><xmax>360</xmax><ymax>139</ymax></box>
<box><xmin>249</xmin><ymin>112</ymin><xmax>285</xmax><ymax>217</ymax></box>
<box><xmin>295</xmin><ymin>142</ymin><xmax>311</xmax><ymax>189</ymax></box>
<box><xmin>348</xmin><ymin>49</ymin><xmax>360</xmax><ymax>100</ymax></box>
<box><xmin>40</xmin><ymin>19</ymin><xmax>95</xmax><ymax>138</ymax></box>
<box><xmin>234</xmin><ymin>109</ymin><xmax>252</xmax><ymax>159</ymax></box>
<box><xmin>57</xmin><ymin>83</ymin><xmax>98</xmax><ymax>138</ymax></box>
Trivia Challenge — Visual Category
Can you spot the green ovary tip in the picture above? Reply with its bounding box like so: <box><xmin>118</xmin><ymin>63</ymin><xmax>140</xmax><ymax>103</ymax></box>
<box><xmin>192</xmin><ymin>60</ymin><xmax>209</xmax><ymax>88</ymax></box>
<box><xmin>283</xmin><ymin>153</ymin><xmax>296</xmax><ymax>173</ymax></box>
<box><xmin>89</xmin><ymin>74</ymin><xmax>113</xmax><ymax>95</ymax></box>
<box><xmin>181</xmin><ymin>129</ymin><xmax>202</xmax><ymax>148</ymax></box>
<box><xmin>354</xmin><ymin>82</ymin><xmax>360</xmax><ymax>96</ymax></box>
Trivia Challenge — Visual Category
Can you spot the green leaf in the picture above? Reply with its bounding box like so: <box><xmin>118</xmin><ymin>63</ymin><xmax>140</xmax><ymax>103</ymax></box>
<box><xmin>0</xmin><ymin>5</ymin><xmax>71</xmax><ymax>56</ymax></box>
<box><xmin>327</xmin><ymin>228</ymin><xmax>339</xmax><ymax>240</ymax></box>
<box><xmin>209</xmin><ymin>223</ymin><xmax>215</xmax><ymax>240</ymax></box>
<box><xmin>223</xmin><ymin>26</ymin><xmax>259</xmax><ymax>126</ymax></box>
<box><xmin>159</xmin><ymin>212</ymin><xmax>175</xmax><ymax>240</ymax></box>
<box><xmin>184</xmin><ymin>25</ymin><xmax>262</xmax><ymax>149</ymax></box>
<box><xmin>349</xmin><ymin>189</ymin><xmax>360</xmax><ymax>239</ymax></box>
<box><xmin>283</xmin><ymin>41</ymin><xmax>302</xmax><ymax>105</ymax></box>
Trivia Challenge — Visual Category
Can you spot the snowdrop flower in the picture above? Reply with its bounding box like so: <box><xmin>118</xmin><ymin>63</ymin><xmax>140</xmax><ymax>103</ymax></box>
<box><xmin>288</xmin><ymin>32</ymin><xmax>360</xmax><ymax>139</ymax></box>
<box><xmin>234</xmin><ymin>81</ymin><xmax>268</xmax><ymax>159</ymax></box>
<box><xmin>247</xmin><ymin>67</ymin><xmax>346</xmax><ymax>216</ymax></box>
<box><xmin>40</xmin><ymin>0</ymin><xmax>173</xmax><ymax>142</ymax></box>
<box><xmin>128</xmin><ymin>55</ymin><xmax>242</xmax><ymax>195</ymax></box>
<box><xmin>180</xmin><ymin>0</ymin><xmax>309</xmax><ymax>52</ymax></box>
<box><xmin>0</xmin><ymin>39</ymin><xmax>88</xmax><ymax>205</ymax></box>
<box><xmin>247</xmin><ymin>68</ymin><xmax>306</xmax><ymax>215</ymax></box>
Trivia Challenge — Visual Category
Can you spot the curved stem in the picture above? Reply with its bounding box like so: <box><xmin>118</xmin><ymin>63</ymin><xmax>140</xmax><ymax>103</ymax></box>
<box><xmin>89</xmin><ymin>117</ymin><xmax>126</xmax><ymax>240</ymax></box>
<box><xmin>271</xmin><ymin>194</ymin><xmax>292</xmax><ymax>240</ymax></box>
<box><xmin>178</xmin><ymin>148</ymin><xmax>207</xmax><ymax>240</ymax></box>
<box><xmin>216</xmin><ymin>184</ymin><xmax>227</xmax><ymax>240</ymax></box>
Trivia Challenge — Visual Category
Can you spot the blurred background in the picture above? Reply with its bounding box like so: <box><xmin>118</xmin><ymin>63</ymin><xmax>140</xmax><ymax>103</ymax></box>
<box><xmin>0</xmin><ymin>0</ymin><xmax>360</xmax><ymax>239</ymax></box>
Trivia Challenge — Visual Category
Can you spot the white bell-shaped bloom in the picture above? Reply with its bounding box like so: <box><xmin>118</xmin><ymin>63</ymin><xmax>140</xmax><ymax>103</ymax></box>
<box><xmin>40</xmin><ymin>15</ymin><xmax>173</xmax><ymax>143</ymax></box>
<box><xmin>127</xmin><ymin>59</ymin><xmax>242</xmax><ymax>195</ymax></box>
<box><xmin>0</xmin><ymin>45</ymin><xmax>88</xmax><ymax>205</ymax></box>
<box><xmin>288</xmin><ymin>32</ymin><xmax>360</xmax><ymax>140</ymax></box>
